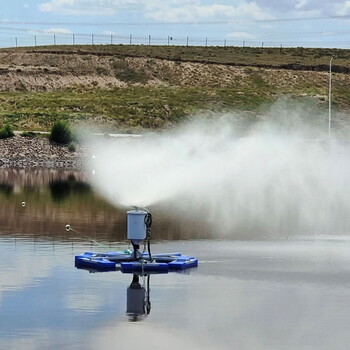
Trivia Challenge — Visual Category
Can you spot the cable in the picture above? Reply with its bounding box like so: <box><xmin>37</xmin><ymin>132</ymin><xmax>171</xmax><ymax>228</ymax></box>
<box><xmin>146</xmin><ymin>275</ymin><xmax>151</xmax><ymax>315</ymax></box>
<box><xmin>144</xmin><ymin>212</ymin><xmax>152</xmax><ymax>261</ymax></box>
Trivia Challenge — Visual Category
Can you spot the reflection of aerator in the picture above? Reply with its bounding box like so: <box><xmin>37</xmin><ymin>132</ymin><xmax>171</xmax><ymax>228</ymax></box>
<box><xmin>74</xmin><ymin>207</ymin><xmax>198</xmax><ymax>273</ymax></box>
<box><xmin>126</xmin><ymin>274</ymin><xmax>151</xmax><ymax>321</ymax></box>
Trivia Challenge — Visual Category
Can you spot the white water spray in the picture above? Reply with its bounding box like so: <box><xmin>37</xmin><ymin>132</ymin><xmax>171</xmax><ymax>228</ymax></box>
<box><xmin>86</xmin><ymin>103</ymin><xmax>350</xmax><ymax>237</ymax></box>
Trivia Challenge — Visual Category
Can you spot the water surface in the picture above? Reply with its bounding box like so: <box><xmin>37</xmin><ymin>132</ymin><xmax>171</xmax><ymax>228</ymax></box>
<box><xmin>1</xmin><ymin>168</ymin><xmax>350</xmax><ymax>350</ymax></box>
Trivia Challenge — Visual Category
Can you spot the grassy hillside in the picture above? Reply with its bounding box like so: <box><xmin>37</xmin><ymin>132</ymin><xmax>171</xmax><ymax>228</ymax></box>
<box><xmin>0</xmin><ymin>45</ymin><xmax>348</xmax><ymax>131</ymax></box>
<box><xmin>13</xmin><ymin>45</ymin><xmax>350</xmax><ymax>70</ymax></box>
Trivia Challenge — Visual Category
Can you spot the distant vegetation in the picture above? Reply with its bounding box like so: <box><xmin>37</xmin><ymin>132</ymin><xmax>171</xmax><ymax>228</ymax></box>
<box><xmin>20</xmin><ymin>45</ymin><xmax>350</xmax><ymax>70</ymax></box>
<box><xmin>0</xmin><ymin>44</ymin><xmax>349</xmax><ymax>131</ymax></box>
<box><xmin>20</xmin><ymin>130</ymin><xmax>38</xmax><ymax>137</ymax></box>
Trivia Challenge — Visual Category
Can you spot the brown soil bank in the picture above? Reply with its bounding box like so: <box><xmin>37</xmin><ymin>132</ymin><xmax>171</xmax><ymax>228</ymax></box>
<box><xmin>0</xmin><ymin>45</ymin><xmax>347</xmax><ymax>92</ymax></box>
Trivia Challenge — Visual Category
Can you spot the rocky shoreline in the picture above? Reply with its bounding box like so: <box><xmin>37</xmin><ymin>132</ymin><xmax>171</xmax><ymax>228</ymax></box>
<box><xmin>0</xmin><ymin>135</ymin><xmax>87</xmax><ymax>169</ymax></box>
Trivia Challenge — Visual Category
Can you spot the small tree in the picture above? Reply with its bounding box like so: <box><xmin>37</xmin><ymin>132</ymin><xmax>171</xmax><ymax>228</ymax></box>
<box><xmin>49</xmin><ymin>121</ymin><xmax>72</xmax><ymax>144</ymax></box>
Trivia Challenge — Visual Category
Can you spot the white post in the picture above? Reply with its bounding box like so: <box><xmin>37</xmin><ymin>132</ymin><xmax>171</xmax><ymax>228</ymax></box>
<box><xmin>328</xmin><ymin>56</ymin><xmax>334</xmax><ymax>138</ymax></box>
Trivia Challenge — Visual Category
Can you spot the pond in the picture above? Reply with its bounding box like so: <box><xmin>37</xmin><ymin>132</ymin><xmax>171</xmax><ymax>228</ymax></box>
<box><xmin>1</xmin><ymin>168</ymin><xmax>350</xmax><ymax>350</ymax></box>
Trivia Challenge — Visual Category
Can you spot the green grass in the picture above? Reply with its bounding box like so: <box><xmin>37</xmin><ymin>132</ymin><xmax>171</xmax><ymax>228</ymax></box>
<box><xmin>0</xmin><ymin>86</ymin><xmax>277</xmax><ymax>130</ymax></box>
<box><xmin>0</xmin><ymin>82</ymin><xmax>343</xmax><ymax>131</ymax></box>
<box><xmin>20</xmin><ymin>130</ymin><xmax>38</xmax><ymax>137</ymax></box>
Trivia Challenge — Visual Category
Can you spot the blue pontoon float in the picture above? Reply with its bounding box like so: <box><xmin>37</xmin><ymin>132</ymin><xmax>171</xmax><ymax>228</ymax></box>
<box><xmin>74</xmin><ymin>208</ymin><xmax>198</xmax><ymax>273</ymax></box>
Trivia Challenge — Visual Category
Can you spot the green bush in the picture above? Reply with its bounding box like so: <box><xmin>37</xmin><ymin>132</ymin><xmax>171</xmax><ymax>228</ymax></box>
<box><xmin>68</xmin><ymin>142</ymin><xmax>76</xmax><ymax>152</ymax></box>
<box><xmin>0</xmin><ymin>124</ymin><xmax>14</xmax><ymax>139</ymax></box>
<box><xmin>49</xmin><ymin>121</ymin><xmax>72</xmax><ymax>144</ymax></box>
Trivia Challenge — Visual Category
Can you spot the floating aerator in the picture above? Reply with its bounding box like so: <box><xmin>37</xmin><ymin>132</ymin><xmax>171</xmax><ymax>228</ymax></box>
<box><xmin>74</xmin><ymin>207</ymin><xmax>198</xmax><ymax>273</ymax></box>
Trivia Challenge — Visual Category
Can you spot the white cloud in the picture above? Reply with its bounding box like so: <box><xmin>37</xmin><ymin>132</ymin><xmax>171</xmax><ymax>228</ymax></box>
<box><xmin>335</xmin><ymin>0</ymin><xmax>350</xmax><ymax>15</ymax></box>
<box><xmin>295</xmin><ymin>0</ymin><xmax>307</xmax><ymax>10</ymax></box>
<box><xmin>38</xmin><ymin>0</ymin><xmax>273</xmax><ymax>21</ymax></box>
<box><xmin>37</xmin><ymin>0</ymin><xmax>350</xmax><ymax>23</ymax></box>
<box><xmin>44</xmin><ymin>27</ymin><xmax>73</xmax><ymax>34</ymax></box>
<box><xmin>39</xmin><ymin>0</ymin><xmax>122</xmax><ymax>15</ymax></box>
<box><xmin>253</xmin><ymin>0</ymin><xmax>350</xmax><ymax>16</ymax></box>
<box><xmin>146</xmin><ymin>2</ymin><xmax>273</xmax><ymax>22</ymax></box>
<box><xmin>226</xmin><ymin>31</ymin><xmax>256</xmax><ymax>39</ymax></box>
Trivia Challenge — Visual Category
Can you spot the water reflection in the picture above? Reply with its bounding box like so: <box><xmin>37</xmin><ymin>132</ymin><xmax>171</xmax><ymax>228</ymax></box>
<box><xmin>2</xmin><ymin>234</ymin><xmax>350</xmax><ymax>350</ymax></box>
<box><xmin>127</xmin><ymin>274</ymin><xmax>151</xmax><ymax>321</ymax></box>
<box><xmin>3</xmin><ymin>166</ymin><xmax>350</xmax><ymax>349</ymax></box>
<box><xmin>73</xmin><ymin>266</ymin><xmax>152</xmax><ymax>321</ymax></box>
<box><xmin>49</xmin><ymin>175</ymin><xmax>91</xmax><ymax>203</ymax></box>
<box><xmin>0</xmin><ymin>167</ymin><xmax>212</xmax><ymax>241</ymax></box>
<box><xmin>0</xmin><ymin>183</ymin><xmax>13</xmax><ymax>197</ymax></box>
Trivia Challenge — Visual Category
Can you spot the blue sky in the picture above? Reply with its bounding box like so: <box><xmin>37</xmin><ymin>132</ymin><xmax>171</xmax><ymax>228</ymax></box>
<box><xmin>1</xmin><ymin>0</ymin><xmax>350</xmax><ymax>48</ymax></box>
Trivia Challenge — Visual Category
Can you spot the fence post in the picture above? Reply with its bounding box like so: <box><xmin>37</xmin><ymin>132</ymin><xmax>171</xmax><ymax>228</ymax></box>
<box><xmin>34</xmin><ymin>35</ymin><xmax>37</xmax><ymax>47</ymax></box>
<box><xmin>73</xmin><ymin>34</ymin><xmax>75</xmax><ymax>45</ymax></box>
<box><xmin>261</xmin><ymin>42</ymin><xmax>264</xmax><ymax>51</ymax></box>
<box><xmin>130</xmin><ymin>34</ymin><xmax>132</xmax><ymax>45</ymax></box>
<box><xmin>280</xmin><ymin>44</ymin><xmax>282</xmax><ymax>54</ymax></box>
<box><xmin>111</xmin><ymin>34</ymin><xmax>113</xmax><ymax>45</ymax></box>
<box><xmin>205</xmin><ymin>37</ymin><xmax>207</xmax><ymax>47</ymax></box>
<box><xmin>186</xmin><ymin>36</ymin><xmax>189</xmax><ymax>46</ymax></box>
<box><xmin>149</xmin><ymin>35</ymin><xmax>151</xmax><ymax>45</ymax></box>
<box><xmin>15</xmin><ymin>37</ymin><xmax>18</xmax><ymax>47</ymax></box>
<box><xmin>92</xmin><ymin>34</ymin><xmax>94</xmax><ymax>45</ymax></box>
<box><xmin>224</xmin><ymin>38</ymin><xmax>226</xmax><ymax>47</ymax></box>
<box><xmin>54</xmin><ymin>34</ymin><xmax>56</xmax><ymax>45</ymax></box>
<box><xmin>168</xmin><ymin>36</ymin><xmax>170</xmax><ymax>45</ymax></box>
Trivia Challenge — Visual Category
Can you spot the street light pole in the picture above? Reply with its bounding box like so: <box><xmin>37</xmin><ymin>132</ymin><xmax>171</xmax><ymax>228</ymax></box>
<box><xmin>328</xmin><ymin>56</ymin><xmax>334</xmax><ymax>138</ymax></box>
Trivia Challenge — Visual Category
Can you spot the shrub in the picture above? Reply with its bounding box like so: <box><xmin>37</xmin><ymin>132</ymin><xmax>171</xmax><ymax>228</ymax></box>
<box><xmin>68</xmin><ymin>142</ymin><xmax>76</xmax><ymax>152</ymax></box>
<box><xmin>0</xmin><ymin>124</ymin><xmax>14</xmax><ymax>139</ymax></box>
<box><xmin>49</xmin><ymin>121</ymin><xmax>72</xmax><ymax>144</ymax></box>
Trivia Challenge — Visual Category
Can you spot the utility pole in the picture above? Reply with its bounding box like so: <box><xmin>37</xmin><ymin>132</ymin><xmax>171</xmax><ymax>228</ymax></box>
<box><xmin>329</xmin><ymin>56</ymin><xmax>334</xmax><ymax>138</ymax></box>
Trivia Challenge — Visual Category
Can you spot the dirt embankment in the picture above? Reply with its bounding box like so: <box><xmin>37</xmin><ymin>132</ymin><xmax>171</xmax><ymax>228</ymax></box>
<box><xmin>0</xmin><ymin>49</ymin><xmax>347</xmax><ymax>93</ymax></box>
